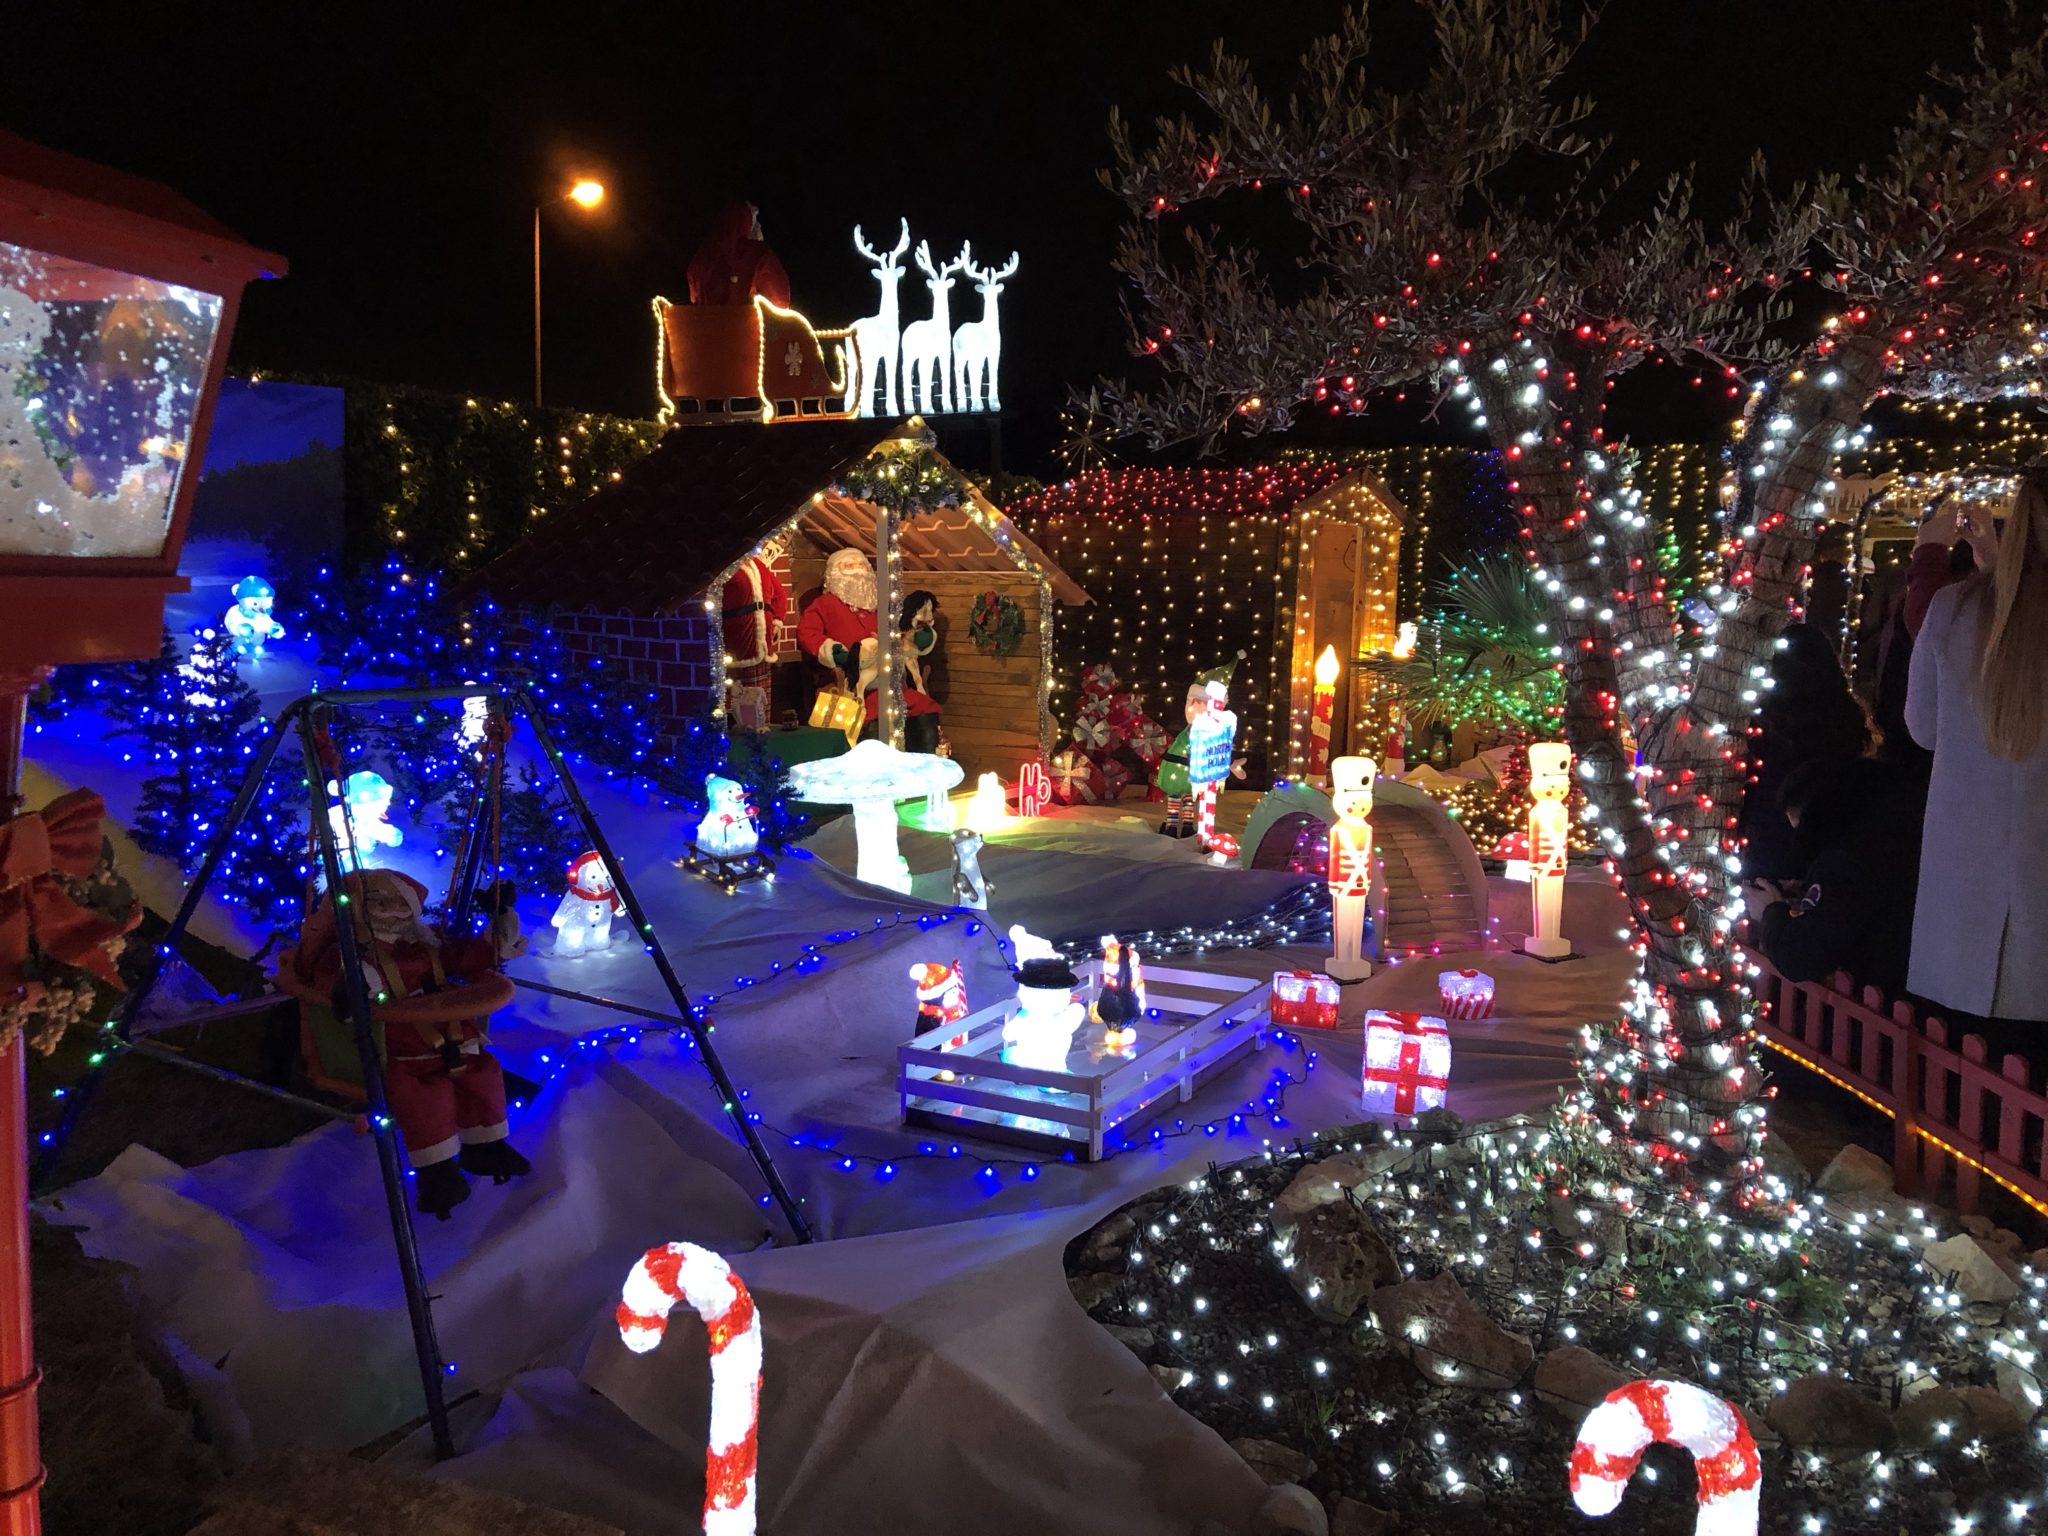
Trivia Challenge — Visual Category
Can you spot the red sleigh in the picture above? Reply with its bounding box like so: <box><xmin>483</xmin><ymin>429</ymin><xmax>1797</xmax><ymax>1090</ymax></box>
<box><xmin>654</xmin><ymin>292</ymin><xmax>854</xmax><ymax>424</ymax></box>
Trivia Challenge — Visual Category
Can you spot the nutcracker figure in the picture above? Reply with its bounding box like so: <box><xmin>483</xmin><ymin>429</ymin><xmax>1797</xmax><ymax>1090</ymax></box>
<box><xmin>721</xmin><ymin>537</ymin><xmax>788</xmax><ymax>731</ymax></box>
<box><xmin>1324</xmin><ymin>754</ymin><xmax>1377</xmax><ymax>981</ymax></box>
<box><xmin>1524</xmin><ymin>742</ymin><xmax>1573</xmax><ymax>958</ymax></box>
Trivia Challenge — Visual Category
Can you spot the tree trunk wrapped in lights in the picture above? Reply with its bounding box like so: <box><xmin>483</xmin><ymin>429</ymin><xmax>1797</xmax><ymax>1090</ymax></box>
<box><xmin>1098</xmin><ymin>0</ymin><xmax>2048</xmax><ymax>1210</ymax></box>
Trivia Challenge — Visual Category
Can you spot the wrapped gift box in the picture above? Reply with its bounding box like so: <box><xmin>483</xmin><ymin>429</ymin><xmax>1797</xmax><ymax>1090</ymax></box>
<box><xmin>1270</xmin><ymin>969</ymin><xmax>1340</xmax><ymax>1030</ymax></box>
<box><xmin>1437</xmin><ymin>968</ymin><xmax>1496</xmax><ymax>1020</ymax></box>
<box><xmin>1362</xmin><ymin>1010</ymin><xmax>1451</xmax><ymax>1117</ymax></box>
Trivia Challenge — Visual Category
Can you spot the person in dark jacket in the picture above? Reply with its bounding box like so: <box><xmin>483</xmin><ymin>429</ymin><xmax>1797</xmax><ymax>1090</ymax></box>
<box><xmin>1736</xmin><ymin>623</ymin><xmax>1873</xmax><ymax>881</ymax></box>
<box><xmin>1748</xmin><ymin>754</ymin><xmax>1929</xmax><ymax>999</ymax></box>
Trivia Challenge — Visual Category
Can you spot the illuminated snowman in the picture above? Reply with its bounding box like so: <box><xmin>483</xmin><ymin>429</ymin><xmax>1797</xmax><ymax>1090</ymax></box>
<box><xmin>1002</xmin><ymin>924</ymin><xmax>1083</xmax><ymax>1075</ymax></box>
<box><xmin>329</xmin><ymin>770</ymin><xmax>403</xmax><ymax>866</ymax></box>
<box><xmin>222</xmin><ymin>575</ymin><xmax>284</xmax><ymax>656</ymax></box>
<box><xmin>695</xmin><ymin>774</ymin><xmax>760</xmax><ymax>858</ymax></box>
<box><xmin>552</xmin><ymin>850</ymin><xmax>622</xmax><ymax>957</ymax></box>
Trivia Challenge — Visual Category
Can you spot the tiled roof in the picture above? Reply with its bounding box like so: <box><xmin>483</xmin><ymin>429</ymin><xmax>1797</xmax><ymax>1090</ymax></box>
<box><xmin>471</xmin><ymin>419</ymin><xmax>902</xmax><ymax>616</ymax></box>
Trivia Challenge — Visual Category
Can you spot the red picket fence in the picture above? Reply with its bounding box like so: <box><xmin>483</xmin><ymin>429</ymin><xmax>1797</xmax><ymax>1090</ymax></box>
<box><xmin>1751</xmin><ymin>958</ymin><xmax>2048</xmax><ymax>1218</ymax></box>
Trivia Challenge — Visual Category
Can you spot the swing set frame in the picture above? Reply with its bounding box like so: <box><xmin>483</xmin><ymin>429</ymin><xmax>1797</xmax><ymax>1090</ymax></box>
<box><xmin>34</xmin><ymin>683</ymin><xmax>811</xmax><ymax>1459</ymax></box>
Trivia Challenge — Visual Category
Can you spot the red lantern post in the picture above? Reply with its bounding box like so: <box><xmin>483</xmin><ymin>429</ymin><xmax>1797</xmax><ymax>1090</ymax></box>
<box><xmin>0</xmin><ymin>133</ymin><xmax>281</xmax><ymax>1534</ymax></box>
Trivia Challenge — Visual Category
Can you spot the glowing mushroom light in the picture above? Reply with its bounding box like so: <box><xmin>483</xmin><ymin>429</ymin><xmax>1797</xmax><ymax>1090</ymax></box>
<box><xmin>788</xmin><ymin>738</ymin><xmax>962</xmax><ymax>894</ymax></box>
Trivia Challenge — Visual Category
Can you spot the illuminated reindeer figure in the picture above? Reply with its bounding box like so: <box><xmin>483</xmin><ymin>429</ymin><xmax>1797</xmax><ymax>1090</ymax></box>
<box><xmin>847</xmin><ymin>219</ymin><xmax>911</xmax><ymax>417</ymax></box>
<box><xmin>898</xmin><ymin>239</ymin><xmax>968</xmax><ymax>415</ymax></box>
<box><xmin>952</xmin><ymin>245</ymin><xmax>1019</xmax><ymax>413</ymax></box>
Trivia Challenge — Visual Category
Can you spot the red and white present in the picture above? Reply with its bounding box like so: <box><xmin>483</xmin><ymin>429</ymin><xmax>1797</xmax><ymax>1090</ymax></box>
<box><xmin>1437</xmin><ymin>968</ymin><xmax>1495</xmax><ymax>1020</ymax></box>
<box><xmin>1099</xmin><ymin>757</ymin><xmax>1131</xmax><ymax>802</ymax></box>
<box><xmin>1072</xmin><ymin>714</ymin><xmax>1118</xmax><ymax>752</ymax></box>
<box><xmin>1126</xmin><ymin>717</ymin><xmax>1170</xmax><ymax>765</ymax></box>
<box><xmin>1049</xmin><ymin>748</ymin><xmax>1106</xmax><ymax>805</ymax></box>
<box><xmin>1270</xmin><ymin>969</ymin><xmax>1339</xmax><ymax>1030</ymax></box>
<box><xmin>1362</xmin><ymin>1010</ymin><xmax>1452</xmax><ymax>1117</ymax></box>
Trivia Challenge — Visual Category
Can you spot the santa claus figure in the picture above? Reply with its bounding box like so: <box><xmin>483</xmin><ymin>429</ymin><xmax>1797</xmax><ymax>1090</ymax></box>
<box><xmin>292</xmin><ymin>870</ymin><xmax>530</xmax><ymax>1219</ymax></box>
<box><xmin>551</xmin><ymin>850</ymin><xmax>622</xmax><ymax>957</ymax></box>
<box><xmin>797</xmin><ymin>546</ymin><xmax>943</xmax><ymax>752</ymax></box>
<box><xmin>721</xmin><ymin>537</ymin><xmax>788</xmax><ymax>731</ymax></box>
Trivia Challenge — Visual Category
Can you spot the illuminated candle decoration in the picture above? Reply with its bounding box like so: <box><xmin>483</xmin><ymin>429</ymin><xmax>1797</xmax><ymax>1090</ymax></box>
<box><xmin>1392</xmin><ymin>620</ymin><xmax>1418</xmax><ymax>660</ymax></box>
<box><xmin>1270</xmin><ymin>969</ymin><xmax>1339</xmax><ymax>1030</ymax></box>
<box><xmin>1437</xmin><ymin>968</ymin><xmax>1496</xmax><ymax>1020</ymax></box>
<box><xmin>1308</xmin><ymin>644</ymin><xmax>1340</xmax><ymax>784</ymax></box>
<box><xmin>616</xmin><ymin>1242</ymin><xmax>763</xmax><ymax>1536</ymax></box>
<box><xmin>1003</xmin><ymin>925</ymin><xmax>1084</xmax><ymax>1074</ymax></box>
<box><xmin>967</xmin><ymin>770</ymin><xmax>1011</xmax><ymax>830</ymax></box>
<box><xmin>222</xmin><ymin>574</ymin><xmax>284</xmax><ymax>656</ymax></box>
<box><xmin>1325</xmin><ymin>754</ymin><xmax>1377</xmax><ymax>982</ymax></box>
<box><xmin>1524</xmin><ymin>742</ymin><xmax>1573</xmax><ymax>959</ymax></box>
<box><xmin>552</xmin><ymin>850</ymin><xmax>621</xmax><ymax>958</ymax></box>
<box><xmin>328</xmin><ymin>770</ymin><xmax>403</xmax><ymax>867</ymax></box>
<box><xmin>1569</xmin><ymin>1379</ymin><xmax>1761</xmax><ymax>1536</ymax></box>
<box><xmin>1015</xmin><ymin>760</ymin><xmax>1051</xmax><ymax>818</ymax></box>
<box><xmin>1361</xmin><ymin>1010</ymin><xmax>1451</xmax><ymax>1117</ymax></box>
<box><xmin>695</xmin><ymin>775</ymin><xmax>760</xmax><ymax>859</ymax></box>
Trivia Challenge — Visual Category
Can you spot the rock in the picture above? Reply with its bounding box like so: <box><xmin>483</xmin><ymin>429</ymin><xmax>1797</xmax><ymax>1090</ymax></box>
<box><xmin>1545</xmin><ymin>1192</ymin><xmax>1626</xmax><ymax>1261</ymax></box>
<box><xmin>1369</xmin><ymin>1270</ymin><xmax>1534</xmax><ymax>1391</ymax></box>
<box><xmin>1251</xmin><ymin>1484</ymin><xmax>1327</xmax><ymax>1536</ymax></box>
<box><xmin>2030</xmin><ymin>1246</ymin><xmax>2048</xmax><ymax>1275</ymax></box>
<box><xmin>1270</xmin><ymin>1153</ymin><xmax>1398</xmax><ymax>1233</ymax></box>
<box><xmin>1762</xmin><ymin>1130</ymin><xmax>1808</xmax><ymax>1180</ymax></box>
<box><xmin>1193</xmin><ymin>1521</ymin><xmax>1238</xmax><ymax>1536</ymax></box>
<box><xmin>1101</xmin><ymin>1322</ymin><xmax>1155</xmax><ymax>1358</ymax></box>
<box><xmin>1990</xmin><ymin>1227</ymin><xmax>2025</xmax><ymax>1258</ymax></box>
<box><xmin>1961</xmin><ymin>1213</ymin><xmax>1995</xmax><ymax>1241</ymax></box>
<box><xmin>1068</xmin><ymin>1271</ymin><xmax>1121</xmax><ymax>1311</ymax></box>
<box><xmin>192</xmin><ymin>1449</ymin><xmax>621</xmax><ymax>1536</ymax></box>
<box><xmin>1993</xmin><ymin>1361</ymin><xmax>2046</xmax><ymax>1420</ymax></box>
<box><xmin>1532</xmin><ymin>1344</ymin><xmax>1632</xmax><ymax>1422</ymax></box>
<box><xmin>1766</xmin><ymin>1374</ymin><xmax>1898</xmax><ymax>1455</ymax></box>
<box><xmin>1229</xmin><ymin>1437</ymin><xmax>1317</xmax><ymax>1487</ymax></box>
<box><xmin>1150</xmin><ymin>1363</ymin><xmax>1188</xmax><ymax>1395</ymax></box>
<box><xmin>1896</xmin><ymin>1385</ymin><xmax>2028</xmax><ymax>1447</ymax></box>
<box><xmin>1085</xmin><ymin>1210</ymin><xmax>1138</xmax><ymax>1266</ymax></box>
<box><xmin>1816</xmin><ymin>1144</ymin><xmax>1897</xmax><ymax>1201</ymax></box>
<box><xmin>1923</xmin><ymin>1233</ymin><xmax>2023</xmax><ymax>1307</ymax></box>
<box><xmin>1277</xmin><ymin>1200</ymin><xmax>1401</xmax><ymax>1323</ymax></box>
<box><xmin>1326</xmin><ymin>1495</ymin><xmax>1398</xmax><ymax>1536</ymax></box>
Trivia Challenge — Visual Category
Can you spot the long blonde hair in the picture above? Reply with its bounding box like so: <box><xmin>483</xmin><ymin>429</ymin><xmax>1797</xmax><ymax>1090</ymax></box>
<box><xmin>1976</xmin><ymin>472</ymin><xmax>2048</xmax><ymax>760</ymax></box>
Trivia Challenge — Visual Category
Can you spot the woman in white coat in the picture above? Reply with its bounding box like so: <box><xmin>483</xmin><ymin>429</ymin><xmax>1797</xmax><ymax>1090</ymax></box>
<box><xmin>1905</xmin><ymin>470</ymin><xmax>2048</xmax><ymax>1064</ymax></box>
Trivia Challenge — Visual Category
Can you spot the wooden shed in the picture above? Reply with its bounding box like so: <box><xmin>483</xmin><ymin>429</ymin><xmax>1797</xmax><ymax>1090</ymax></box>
<box><xmin>472</xmin><ymin>418</ymin><xmax>1087</xmax><ymax>781</ymax></box>
<box><xmin>1010</xmin><ymin>464</ymin><xmax>1406</xmax><ymax>785</ymax></box>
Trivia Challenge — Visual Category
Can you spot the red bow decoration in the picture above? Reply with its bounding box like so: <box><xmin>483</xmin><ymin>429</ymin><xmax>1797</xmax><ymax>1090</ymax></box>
<box><xmin>1</xmin><ymin>790</ymin><xmax>137</xmax><ymax>1016</ymax></box>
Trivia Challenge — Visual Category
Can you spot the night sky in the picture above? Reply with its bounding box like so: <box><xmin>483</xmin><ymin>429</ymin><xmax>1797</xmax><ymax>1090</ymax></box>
<box><xmin>7</xmin><ymin>0</ymin><xmax>2020</xmax><ymax>472</ymax></box>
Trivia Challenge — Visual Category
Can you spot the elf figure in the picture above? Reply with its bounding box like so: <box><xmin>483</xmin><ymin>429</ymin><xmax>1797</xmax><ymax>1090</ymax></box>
<box><xmin>551</xmin><ymin>850</ymin><xmax>622</xmax><ymax>957</ymax></box>
<box><xmin>1185</xmin><ymin>654</ymin><xmax>1247</xmax><ymax>859</ymax></box>
<box><xmin>292</xmin><ymin>870</ymin><xmax>531</xmax><ymax>1219</ymax></box>
<box><xmin>1524</xmin><ymin>742</ymin><xmax>1573</xmax><ymax>958</ymax></box>
<box><xmin>222</xmin><ymin>574</ymin><xmax>284</xmax><ymax>656</ymax></box>
<box><xmin>695</xmin><ymin>774</ymin><xmax>760</xmax><ymax>859</ymax></box>
<box><xmin>950</xmin><ymin>826</ymin><xmax>992</xmax><ymax>909</ymax></box>
<box><xmin>1325</xmin><ymin>755</ymin><xmax>1378</xmax><ymax>982</ymax></box>
<box><xmin>722</xmin><ymin>537</ymin><xmax>788</xmax><ymax>731</ymax></box>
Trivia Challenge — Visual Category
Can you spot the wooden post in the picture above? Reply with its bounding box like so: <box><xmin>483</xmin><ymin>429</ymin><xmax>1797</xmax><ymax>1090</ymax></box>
<box><xmin>874</xmin><ymin>502</ymin><xmax>905</xmax><ymax>747</ymax></box>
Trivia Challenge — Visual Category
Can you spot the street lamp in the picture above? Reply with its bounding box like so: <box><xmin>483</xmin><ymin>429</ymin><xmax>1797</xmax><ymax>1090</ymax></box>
<box><xmin>532</xmin><ymin>178</ymin><xmax>604</xmax><ymax>406</ymax></box>
<box><xmin>0</xmin><ymin>130</ymin><xmax>281</xmax><ymax>1535</ymax></box>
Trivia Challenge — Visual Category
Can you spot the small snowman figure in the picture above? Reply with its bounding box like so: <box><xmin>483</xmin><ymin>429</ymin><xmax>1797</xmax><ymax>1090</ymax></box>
<box><xmin>950</xmin><ymin>827</ymin><xmax>991</xmax><ymax>910</ymax></box>
<box><xmin>1002</xmin><ymin>925</ymin><xmax>1083</xmax><ymax>1076</ymax></box>
<box><xmin>222</xmin><ymin>575</ymin><xmax>284</xmax><ymax>656</ymax></box>
<box><xmin>551</xmin><ymin>850</ymin><xmax>622</xmax><ymax>957</ymax></box>
<box><xmin>694</xmin><ymin>774</ymin><xmax>759</xmax><ymax>858</ymax></box>
<box><xmin>329</xmin><ymin>770</ymin><xmax>403</xmax><ymax>866</ymax></box>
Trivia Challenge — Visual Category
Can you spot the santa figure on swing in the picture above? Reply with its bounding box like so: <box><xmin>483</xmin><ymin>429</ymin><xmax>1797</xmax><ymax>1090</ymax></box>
<box><xmin>721</xmin><ymin>536</ymin><xmax>788</xmax><ymax>732</ymax></box>
<box><xmin>293</xmin><ymin>870</ymin><xmax>531</xmax><ymax>1219</ymax></box>
<box><xmin>797</xmin><ymin>546</ymin><xmax>944</xmax><ymax>753</ymax></box>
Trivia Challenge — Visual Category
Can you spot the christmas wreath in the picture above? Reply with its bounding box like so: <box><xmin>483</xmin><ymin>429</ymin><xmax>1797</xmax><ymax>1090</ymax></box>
<box><xmin>968</xmin><ymin>590</ymin><xmax>1025</xmax><ymax>658</ymax></box>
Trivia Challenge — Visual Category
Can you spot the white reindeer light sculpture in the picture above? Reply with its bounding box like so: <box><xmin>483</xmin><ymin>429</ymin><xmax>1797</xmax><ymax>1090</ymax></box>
<box><xmin>847</xmin><ymin>219</ymin><xmax>910</xmax><ymax>418</ymax></box>
<box><xmin>898</xmin><ymin>239</ymin><xmax>968</xmax><ymax>416</ymax></box>
<box><xmin>952</xmin><ymin>246</ymin><xmax>1018</xmax><ymax>413</ymax></box>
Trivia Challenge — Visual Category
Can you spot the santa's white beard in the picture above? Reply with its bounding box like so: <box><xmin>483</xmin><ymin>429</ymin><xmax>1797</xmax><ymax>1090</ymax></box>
<box><xmin>826</xmin><ymin>559</ymin><xmax>877</xmax><ymax>613</ymax></box>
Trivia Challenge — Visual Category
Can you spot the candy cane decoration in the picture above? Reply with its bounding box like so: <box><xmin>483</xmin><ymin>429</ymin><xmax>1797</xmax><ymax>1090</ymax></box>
<box><xmin>1196</xmin><ymin>783</ymin><xmax>1240</xmax><ymax>859</ymax></box>
<box><xmin>1569</xmin><ymin>1379</ymin><xmax>1761</xmax><ymax>1536</ymax></box>
<box><xmin>618</xmin><ymin>1243</ymin><xmax>763</xmax><ymax>1536</ymax></box>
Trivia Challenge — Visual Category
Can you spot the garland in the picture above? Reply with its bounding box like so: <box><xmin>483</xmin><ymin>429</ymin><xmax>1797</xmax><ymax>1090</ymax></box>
<box><xmin>832</xmin><ymin>445</ymin><xmax>965</xmax><ymax>517</ymax></box>
<box><xmin>968</xmin><ymin>590</ymin><xmax>1025</xmax><ymax>659</ymax></box>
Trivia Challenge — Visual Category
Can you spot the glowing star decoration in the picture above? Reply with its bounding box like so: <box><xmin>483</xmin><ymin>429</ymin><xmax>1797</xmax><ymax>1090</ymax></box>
<box><xmin>1003</xmin><ymin>925</ymin><xmax>1084</xmax><ymax>1074</ymax></box>
<box><xmin>1437</xmin><ymin>968</ymin><xmax>1496</xmax><ymax>1020</ymax></box>
<box><xmin>787</xmin><ymin>739</ymin><xmax>962</xmax><ymax>895</ymax></box>
<box><xmin>616</xmin><ymin>1242</ymin><xmax>763</xmax><ymax>1536</ymax></box>
<box><xmin>453</xmin><ymin>695</ymin><xmax>490</xmax><ymax>756</ymax></box>
<box><xmin>952</xmin><ymin>246</ymin><xmax>1018</xmax><ymax>412</ymax></box>
<box><xmin>966</xmin><ymin>771</ymin><xmax>1010</xmax><ymax>832</ymax></box>
<box><xmin>1308</xmin><ymin>645</ymin><xmax>1340</xmax><ymax>784</ymax></box>
<box><xmin>1090</xmin><ymin>934</ymin><xmax>1146</xmax><ymax>1049</ymax></box>
<box><xmin>552</xmin><ymin>850</ymin><xmax>622</xmax><ymax>957</ymax></box>
<box><xmin>328</xmin><ymin>770</ymin><xmax>402</xmax><ymax>867</ymax></box>
<box><xmin>1325</xmin><ymin>755</ymin><xmax>1377</xmax><ymax>982</ymax></box>
<box><xmin>222</xmin><ymin>575</ymin><xmax>284</xmax><ymax>656</ymax></box>
<box><xmin>695</xmin><ymin>775</ymin><xmax>760</xmax><ymax>859</ymax></box>
<box><xmin>1015</xmin><ymin>760</ymin><xmax>1051</xmax><ymax>818</ymax></box>
<box><xmin>1569</xmin><ymin>1379</ymin><xmax>1761</xmax><ymax>1536</ymax></box>
<box><xmin>1524</xmin><ymin>742</ymin><xmax>1573</xmax><ymax>959</ymax></box>
<box><xmin>1362</xmin><ymin>1010</ymin><xmax>1451</xmax><ymax>1118</ymax></box>
<box><xmin>949</xmin><ymin>826</ymin><xmax>991</xmax><ymax>910</ymax></box>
